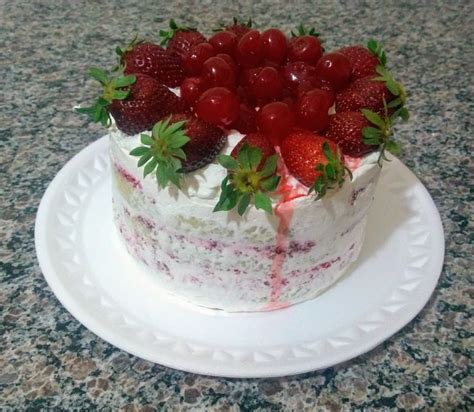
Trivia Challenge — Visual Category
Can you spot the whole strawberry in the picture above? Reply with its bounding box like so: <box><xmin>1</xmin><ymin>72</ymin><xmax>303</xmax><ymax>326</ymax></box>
<box><xmin>171</xmin><ymin>113</ymin><xmax>226</xmax><ymax>172</ymax></box>
<box><xmin>160</xmin><ymin>19</ymin><xmax>206</xmax><ymax>61</ymax></box>
<box><xmin>325</xmin><ymin>111</ymin><xmax>373</xmax><ymax>157</ymax></box>
<box><xmin>118</xmin><ymin>40</ymin><xmax>185</xmax><ymax>87</ymax></box>
<box><xmin>335</xmin><ymin>75</ymin><xmax>392</xmax><ymax>114</ymax></box>
<box><xmin>76</xmin><ymin>68</ymin><xmax>188</xmax><ymax>135</ymax></box>
<box><xmin>327</xmin><ymin>109</ymin><xmax>406</xmax><ymax>163</ymax></box>
<box><xmin>231</xmin><ymin>133</ymin><xmax>275</xmax><ymax>167</ymax></box>
<box><xmin>280</xmin><ymin>130</ymin><xmax>351</xmax><ymax>199</ymax></box>
<box><xmin>338</xmin><ymin>45</ymin><xmax>379</xmax><ymax>80</ymax></box>
<box><xmin>216</xmin><ymin>17</ymin><xmax>252</xmax><ymax>39</ymax></box>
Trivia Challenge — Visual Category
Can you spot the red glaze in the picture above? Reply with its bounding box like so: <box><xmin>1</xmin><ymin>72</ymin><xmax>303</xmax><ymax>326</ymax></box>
<box><xmin>281</xmin><ymin>61</ymin><xmax>317</xmax><ymax>92</ymax></box>
<box><xmin>248</xmin><ymin>66</ymin><xmax>283</xmax><ymax>100</ymax></box>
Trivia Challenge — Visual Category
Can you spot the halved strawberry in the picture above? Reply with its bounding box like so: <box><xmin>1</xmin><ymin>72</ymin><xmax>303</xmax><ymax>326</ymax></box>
<box><xmin>76</xmin><ymin>69</ymin><xmax>188</xmax><ymax>135</ymax></box>
<box><xmin>117</xmin><ymin>40</ymin><xmax>185</xmax><ymax>87</ymax></box>
<box><xmin>280</xmin><ymin>130</ymin><xmax>351</xmax><ymax>199</ymax></box>
<box><xmin>160</xmin><ymin>19</ymin><xmax>206</xmax><ymax>60</ymax></box>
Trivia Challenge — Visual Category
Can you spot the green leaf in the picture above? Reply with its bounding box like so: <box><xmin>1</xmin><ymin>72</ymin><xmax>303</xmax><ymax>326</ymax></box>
<box><xmin>89</xmin><ymin>67</ymin><xmax>109</xmax><ymax>85</ymax></box>
<box><xmin>387</xmin><ymin>97</ymin><xmax>402</xmax><ymax>108</ymax></box>
<box><xmin>137</xmin><ymin>152</ymin><xmax>152</xmax><ymax>167</ymax></box>
<box><xmin>173</xmin><ymin>148</ymin><xmax>187</xmax><ymax>160</ymax></box>
<box><xmin>399</xmin><ymin>107</ymin><xmax>410</xmax><ymax>121</ymax></box>
<box><xmin>168</xmin><ymin>133</ymin><xmax>190</xmax><ymax>149</ymax></box>
<box><xmin>254</xmin><ymin>191</ymin><xmax>273</xmax><ymax>214</ymax></box>
<box><xmin>362</xmin><ymin>127</ymin><xmax>383</xmax><ymax>139</ymax></box>
<box><xmin>214</xmin><ymin>187</ymin><xmax>238</xmax><ymax>212</ymax></box>
<box><xmin>361</xmin><ymin>109</ymin><xmax>386</xmax><ymax>128</ymax></box>
<box><xmin>112</xmin><ymin>90</ymin><xmax>130</xmax><ymax>100</ymax></box>
<box><xmin>217</xmin><ymin>154</ymin><xmax>239</xmax><ymax>170</ymax></box>
<box><xmin>325</xmin><ymin>163</ymin><xmax>336</xmax><ymax>179</ymax></box>
<box><xmin>248</xmin><ymin>146</ymin><xmax>262</xmax><ymax>170</ymax></box>
<box><xmin>140</xmin><ymin>134</ymin><xmax>154</xmax><ymax>146</ymax></box>
<box><xmin>260</xmin><ymin>154</ymin><xmax>278</xmax><ymax>178</ymax></box>
<box><xmin>387</xmin><ymin>140</ymin><xmax>402</xmax><ymax>154</ymax></box>
<box><xmin>129</xmin><ymin>146</ymin><xmax>149</xmax><ymax>157</ymax></box>
<box><xmin>385</xmin><ymin>79</ymin><xmax>400</xmax><ymax>96</ymax></box>
<box><xmin>238</xmin><ymin>144</ymin><xmax>250</xmax><ymax>169</ymax></box>
<box><xmin>155</xmin><ymin>163</ymin><xmax>169</xmax><ymax>188</ymax></box>
<box><xmin>143</xmin><ymin>158</ymin><xmax>158</xmax><ymax>178</ymax></box>
<box><xmin>260</xmin><ymin>175</ymin><xmax>280</xmax><ymax>192</ymax></box>
<box><xmin>237</xmin><ymin>193</ymin><xmax>251</xmax><ymax>216</ymax></box>
<box><xmin>110</xmin><ymin>74</ymin><xmax>136</xmax><ymax>88</ymax></box>
<box><xmin>322</xmin><ymin>142</ymin><xmax>334</xmax><ymax>161</ymax></box>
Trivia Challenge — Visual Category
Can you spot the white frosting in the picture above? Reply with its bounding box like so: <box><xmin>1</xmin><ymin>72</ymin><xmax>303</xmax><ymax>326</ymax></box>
<box><xmin>110</xmin><ymin>126</ymin><xmax>381</xmax><ymax>312</ymax></box>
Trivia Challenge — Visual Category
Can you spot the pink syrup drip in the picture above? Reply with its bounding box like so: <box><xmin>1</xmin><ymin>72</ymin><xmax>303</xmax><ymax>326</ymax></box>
<box><xmin>264</xmin><ymin>158</ymin><xmax>307</xmax><ymax>310</ymax></box>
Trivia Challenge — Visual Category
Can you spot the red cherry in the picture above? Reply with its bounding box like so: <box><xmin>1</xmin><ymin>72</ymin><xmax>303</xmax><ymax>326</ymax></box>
<box><xmin>182</xmin><ymin>43</ymin><xmax>216</xmax><ymax>76</ymax></box>
<box><xmin>180</xmin><ymin>77</ymin><xmax>208</xmax><ymax>105</ymax></box>
<box><xmin>309</xmin><ymin>79</ymin><xmax>335</xmax><ymax>106</ymax></box>
<box><xmin>209</xmin><ymin>31</ymin><xmax>238</xmax><ymax>55</ymax></box>
<box><xmin>230</xmin><ymin>104</ymin><xmax>257</xmax><ymax>134</ymax></box>
<box><xmin>201</xmin><ymin>56</ymin><xmax>236</xmax><ymax>89</ymax></box>
<box><xmin>287</xmin><ymin>35</ymin><xmax>323</xmax><ymax>64</ymax></box>
<box><xmin>314</xmin><ymin>52</ymin><xmax>352</xmax><ymax>91</ymax></box>
<box><xmin>261</xmin><ymin>28</ymin><xmax>287</xmax><ymax>64</ymax></box>
<box><xmin>235</xmin><ymin>29</ymin><xmax>263</xmax><ymax>68</ymax></box>
<box><xmin>256</xmin><ymin>101</ymin><xmax>295</xmax><ymax>146</ymax></box>
<box><xmin>249</xmin><ymin>66</ymin><xmax>283</xmax><ymax>101</ymax></box>
<box><xmin>195</xmin><ymin>87</ymin><xmax>240</xmax><ymax>126</ymax></box>
<box><xmin>215</xmin><ymin>53</ymin><xmax>239</xmax><ymax>77</ymax></box>
<box><xmin>295</xmin><ymin>89</ymin><xmax>331</xmax><ymax>132</ymax></box>
<box><xmin>281</xmin><ymin>61</ymin><xmax>317</xmax><ymax>92</ymax></box>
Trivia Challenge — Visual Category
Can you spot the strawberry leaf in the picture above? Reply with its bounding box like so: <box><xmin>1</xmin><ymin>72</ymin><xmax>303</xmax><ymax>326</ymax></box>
<box><xmin>89</xmin><ymin>67</ymin><xmax>109</xmax><ymax>85</ymax></box>
<box><xmin>214</xmin><ymin>144</ymin><xmax>280</xmax><ymax>216</ymax></box>
<box><xmin>361</xmin><ymin>109</ymin><xmax>386</xmax><ymax>129</ymax></box>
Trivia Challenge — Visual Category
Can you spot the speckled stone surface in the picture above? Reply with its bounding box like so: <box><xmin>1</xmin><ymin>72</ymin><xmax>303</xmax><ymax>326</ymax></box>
<box><xmin>1</xmin><ymin>0</ymin><xmax>473</xmax><ymax>410</ymax></box>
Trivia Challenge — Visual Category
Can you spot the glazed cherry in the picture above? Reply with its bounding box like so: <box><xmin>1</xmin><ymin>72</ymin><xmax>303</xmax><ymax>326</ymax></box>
<box><xmin>287</xmin><ymin>35</ymin><xmax>323</xmax><ymax>65</ymax></box>
<box><xmin>309</xmin><ymin>78</ymin><xmax>335</xmax><ymax>106</ymax></box>
<box><xmin>295</xmin><ymin>89</ymin><xmax>331</xmax><ymax>132</ymax></box>
<box><xmin>215</xmin><ymin>53</ymin><xmax>239</xmax><ymax>77</ymax></box>
<box><xmin>314</xmin><ymin>52</ymin><xmax>352</xmax><ymax>91</ymax></box>
<box><xmin>195</xmin><ymin>87</ymin><xmax>240</xmax><ymax>126</ymax></box>
<box><xmin>180</xmin><ymin>77</ymin><xmax>208</xmax><ymax>105</ymax></box>
<box><xmin>209</xmin><ymin>31</ymin><xmax>238</xmax><ymax>55</ymax></box>
<box><xmin>256</xmin><ymin>101</ymin><xmax>295</xmax><ymax>146</ymax></box>
<box><xmin>201</xmin><ymin>56</ymin><xmax>236</xmax><ymax>89</ymax></box>
<box><xmin>235</xmin><ymin>29</ymin><xmax>263</xmax><ymax>68</ymax></box>
<box><xmin>182</xmin><ymin>43</ymin><xmax>216</xmax><ymax>76</ymax></box>
<box><xmin>281</xmin><ymin>61</ymin><xmax>318</xmax><ymax>93</ymax></box>
<box><xmin>261</xmin><ymin>28</ymin><xmax>287</xmax><ymax>64</ymax></box>
<box><xmin>230</xmin><ymin>103</ymin><xmax>257</xmax><ymax>134</ymax></box>
<box><xmin>249</xmin><ymin>66</ymin><xmax>283</xmax><ymax>100</ymax></box>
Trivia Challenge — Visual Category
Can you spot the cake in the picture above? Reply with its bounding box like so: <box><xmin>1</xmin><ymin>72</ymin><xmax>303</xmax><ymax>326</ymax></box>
<box><xmin>78</xmin><ymin>19</ymin><xmax>408</xmax><ymax>311</ymax></box>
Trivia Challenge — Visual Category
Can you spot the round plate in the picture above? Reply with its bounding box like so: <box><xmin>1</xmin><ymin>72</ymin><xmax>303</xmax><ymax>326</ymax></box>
<box><xmin>35</xmin><ymin>136</ymin><xmax>444</xmax><ymax>378</ymax></box>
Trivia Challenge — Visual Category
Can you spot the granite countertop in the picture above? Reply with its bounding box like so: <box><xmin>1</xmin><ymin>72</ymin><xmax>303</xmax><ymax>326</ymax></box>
<box><xmin>1</xmin><ymin>0</ymin><xmax>473</xmax><ymax>410</ymax></box>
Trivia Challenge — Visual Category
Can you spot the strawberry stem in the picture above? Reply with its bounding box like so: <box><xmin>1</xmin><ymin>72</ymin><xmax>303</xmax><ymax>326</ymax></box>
<box><xmin>309</xmin><ymin>142</ymin><xmax>352</xmax><ymax>200</ymax></box>
<box><xmin>214</xmin><ymin>144</ymin><xmax>280</xmax><ymax>216</ymax></box>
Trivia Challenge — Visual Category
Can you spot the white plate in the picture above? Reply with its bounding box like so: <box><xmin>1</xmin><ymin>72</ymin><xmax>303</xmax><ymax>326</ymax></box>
<box><xmin>35</xmin><ymin>136</ymin><xmax>444</xmax><ymax>378</ymax></box>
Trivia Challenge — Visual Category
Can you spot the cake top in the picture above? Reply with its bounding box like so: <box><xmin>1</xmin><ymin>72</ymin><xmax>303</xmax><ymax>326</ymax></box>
<box><xmin>77</xmin><ymin>18</ymin><xmax>409</xmax><ymax>216</ymax></box>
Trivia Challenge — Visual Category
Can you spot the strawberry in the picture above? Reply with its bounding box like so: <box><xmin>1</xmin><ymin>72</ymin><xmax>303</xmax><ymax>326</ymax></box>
<box><xmin>338</xmin><ymin>45</ymin><xmax>379</xmax><ymax>80</ymax></box>
<box><xmin>129</xmin><ymin>115</ymin><xmax>226</xmax><ymax>189</ymax></box>
<box><xmin>76</xmin><ymin>69</ymin><xmax>188</xmax><ymax>135</ymax></box>
<box><xmin>325</xmin><ymin>111</ymin><xmax>373</xmax><ymax>157</ymax></box>
<box><xmin>170</xmin><ymin>113</ymin><xmax>226</xmax><ymax>172</ymax></box>
<box><xmin>231</xmin><ymin>133</ymin><xmax>275</xmax><ymax>166</ymax></box>
<box><xmin>327</xmin><ymin>109</ymin><xmax>407</xmax><ymax>163</ymax></box>
<box><xmin>335</xmin><ymin>75</ymin><xmax>392</xmax><ymax>114</ymax></box>
<box><xmin>216</xmin><ymin>17</ymin><xmax>252</xmax><ymax>39</ymax></box>
<box><xmin>118</xmin><ymin>41</ymin><xmax>185</xmax><ymax>87</ymax></box>
<box><xmin>160</xmin><ymin>19</ymin><xmax>206</xmax><ymax>60</ymax></box>
<box><xmin>280</xmin><ymin>130</ymin><xmax>351</xmax><ymax>198</ymax></box>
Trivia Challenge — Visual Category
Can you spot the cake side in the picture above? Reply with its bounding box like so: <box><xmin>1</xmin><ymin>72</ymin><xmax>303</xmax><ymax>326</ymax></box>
<box><xmin>110</xmin><ymin>127</ymin><xmax>381</xmax><ymax>311</ymax></box>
